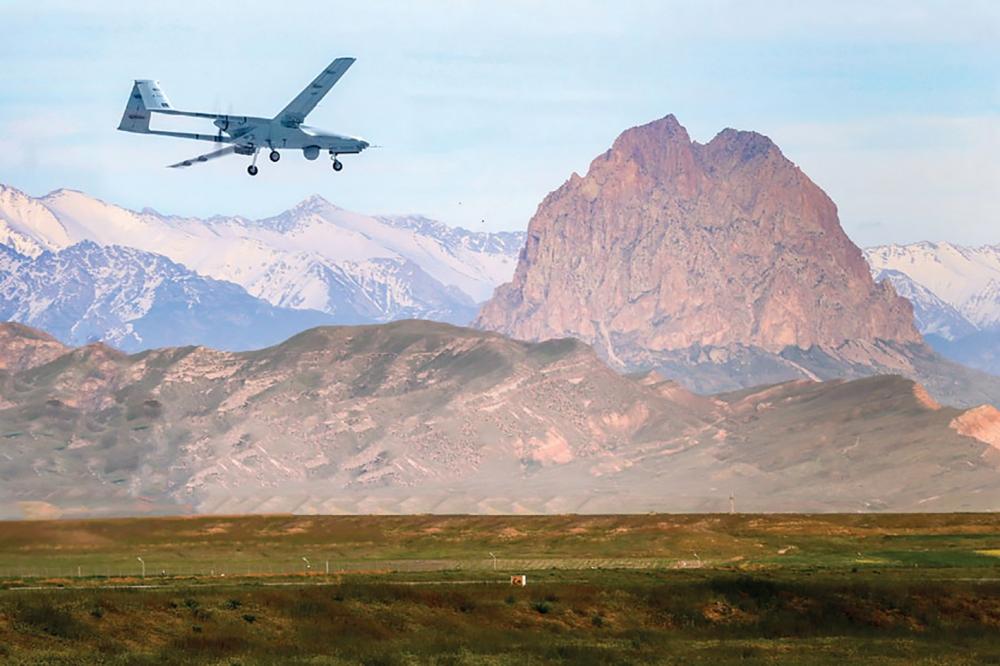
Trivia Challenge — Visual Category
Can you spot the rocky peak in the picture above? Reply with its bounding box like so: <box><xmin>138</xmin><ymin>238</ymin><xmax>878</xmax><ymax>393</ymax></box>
<box><xmin>476</xmin><ymin>114</ymin><xmax>923</xmax><ymax>379</ymax></box>
<box><xmin>608</xmin><ymin>114</ymin><xmax>691</xmax><ymax>161</ymax></box>
<box><xmin>294</xmin><ymin>194</ymin><xmax>337</xmax><ymax>213</ymax></box>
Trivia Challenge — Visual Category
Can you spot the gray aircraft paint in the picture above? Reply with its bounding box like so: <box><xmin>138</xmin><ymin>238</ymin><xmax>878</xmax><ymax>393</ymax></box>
<box><xmin>118</xmin><ymin>57</ymin><xmax>369</xmax><ymax>172</ymax></box>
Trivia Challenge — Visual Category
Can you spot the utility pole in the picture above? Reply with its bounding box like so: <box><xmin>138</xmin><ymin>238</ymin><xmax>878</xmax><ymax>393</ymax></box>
<box><xmin>489</xmin><ymin>552</ymin><xmax>497</xmax><ymax>571</ymax></box>
<box><xmin>136</xmin><ymin>556</ymin><xmax>145</xmax><ymax>579</ymax></box>
<box><xmin>729</xmin><ymin>490</ymin><xmax>736</xmax><ymax>515</ymax></box>
<box><xmin>325</xmin><ymin>560</ymin><xmax>330</xmax><ymax>575</ymax></box>
<box><xmin>302</xmin><ymin>556</ymin><xmax>311</xmax><ymax>574</ymax></box>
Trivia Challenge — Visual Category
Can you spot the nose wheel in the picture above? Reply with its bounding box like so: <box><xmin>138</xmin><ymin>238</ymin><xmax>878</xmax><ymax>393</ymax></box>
<box><xmin>269</xmin><ymin>150</ymin><xmax>280</xmax><ymax>163</ymax></box>
<box><xmin>246</xmin><ymin>148</ymin><xmax>261</xmax><ymax>176</ymax></box>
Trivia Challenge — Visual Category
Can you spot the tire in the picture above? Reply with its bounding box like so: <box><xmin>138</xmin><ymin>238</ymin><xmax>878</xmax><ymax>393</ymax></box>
<box><xmin>269</xmin><ymin>151</ymin><xmax>280</xmax><ymax>163</ymax></box>
<box><xmin>332</xmin><ymin>160</ymin><xmax>343</xmax><ymax>172</ymax></box>
<box><xmin>247</xmin><ymin>165</ymin><xmax>259</xmax><ymax>176</ymax></box>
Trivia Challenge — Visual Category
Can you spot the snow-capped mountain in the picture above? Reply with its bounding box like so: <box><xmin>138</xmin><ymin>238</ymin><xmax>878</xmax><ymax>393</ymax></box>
<box><xmin>866</xmin><ymin>242</ymin><xmax>1000</xmax><ymax>375</ymax></box>
<box><xmin>0</xmin><ymin>240</ymin><xmax>338</xmax><ymax>351</ymax></box>
<box><xmin>869</xmin><ymin>268</ymin><xmax>978</xmax><ymax>340</ymax></box>
<box><xmin>865</xmin><ymin>242</ymin><xmax>1000</xmax><ymax>331</ymax></box>
<box><xmin>0</xmin><ymin>184</ymin><xmax>525</xmax><ymax>326</ymax></box>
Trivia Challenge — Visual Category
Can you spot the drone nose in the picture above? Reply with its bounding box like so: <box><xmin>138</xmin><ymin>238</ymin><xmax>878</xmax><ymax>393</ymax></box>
<box><xmin>359</xmin><ymin>139</ymin><xmax>370</xmax><ymax>149</ymax></box>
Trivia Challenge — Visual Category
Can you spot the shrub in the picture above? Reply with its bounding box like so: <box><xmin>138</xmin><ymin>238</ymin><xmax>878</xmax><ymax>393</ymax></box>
<box><xmin>533</xmin><ymin>601</ymin><xmax>551</xmax><ymax>615</ymax></box>
<box><xmin>15</xmin><ymin>601</ymin><xmax>89</xmax><ymax>639</ymax></box>
<box><xmin>242</xmin><ymin>613</ymin><xmax>257</xmax><ymax>623</ymax></box>
<box><xmin>224</xmin><ymin>598</ymin><xmax>242</xmax><ymax>610</ymax></box>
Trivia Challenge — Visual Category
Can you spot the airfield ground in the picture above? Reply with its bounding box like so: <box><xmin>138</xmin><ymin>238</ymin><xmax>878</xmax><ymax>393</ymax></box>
<box><xmin>0</xmin><ymin>513</ymin><xmax>998</xmax><ymax>664</ymax></box>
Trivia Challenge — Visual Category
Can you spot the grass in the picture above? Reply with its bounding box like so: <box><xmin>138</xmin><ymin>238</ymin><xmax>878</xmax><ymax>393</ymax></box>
<box><xmin>1</xmin><ymin>571</ymin><xmax>998</xmax><ymax>664</ymax></box>
<box><xmin>0</xmin><ymin>512</ymin><xmax>998</xmax><ymax>577</ymax></box>
<box><xmin>0</xmin><ymin>513</ymin><xmax>998</xmax><ymax>663</ymax></box>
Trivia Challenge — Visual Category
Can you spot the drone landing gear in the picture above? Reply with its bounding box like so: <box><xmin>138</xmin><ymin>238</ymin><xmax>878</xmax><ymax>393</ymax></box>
<box><xmin>329</xmin><ymin>152</ymin><xmax>343</xmax><ymax>172</ymax></box>
<box><xmin>247</xmin><ymin>148</ymin><xmax>260</xmax><ymax>176</ymax></box>
<box><xmin>269</xmin><ymin>150</ymin><xmax>280</xmax><ymax>163</ymax></box>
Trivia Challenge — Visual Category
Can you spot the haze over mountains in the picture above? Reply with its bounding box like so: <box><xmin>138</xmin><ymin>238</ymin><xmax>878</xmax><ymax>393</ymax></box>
<box><xmin>1</xmin><ymin>320</ymin><xmax>998</xmax><ymax>519</ymax></box>
<box><xmin>0</xmin><ymin>112</ymin><xmax>998</xmax><ymax>517</ymax></box>
<box><xmin>0</xmin><ymin>184</ymin><xmax>524</xmax><ymax>350</ymax></box>
<box><xmin>476</xmin><ymin>115</ymin><xmax>1000</xmax><ymax>408</ymax></box>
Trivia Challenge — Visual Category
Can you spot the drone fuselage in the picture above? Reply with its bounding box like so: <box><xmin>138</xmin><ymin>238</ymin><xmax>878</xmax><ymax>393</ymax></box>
<box><xmin>215</xmin><ymin>116</ymin><xmax>369</xmax><ymax>156</ymax></box>
<box><xmin>117</xmin><ymin>57</ymin><xmax>369</xmax><ymax>173</ymax></box>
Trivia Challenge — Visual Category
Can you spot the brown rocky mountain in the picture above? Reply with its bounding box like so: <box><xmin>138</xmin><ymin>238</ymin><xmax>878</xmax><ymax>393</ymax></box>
<box><xmin>1</xmin><ymin>321</ymin><xmax>997</xmax><ymax>518</ymax></box>
<box><xmin>475</xmin><ymin>115</ymin><xmax>1000</xmax><ymax>407</ymax></box>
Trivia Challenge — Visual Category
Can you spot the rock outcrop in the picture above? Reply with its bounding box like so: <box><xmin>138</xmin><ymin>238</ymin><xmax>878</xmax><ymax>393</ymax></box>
<box><xmin>476</xmin><ymin>115</ymin><xmax>1000</xmax><ymax>406</ymax></box>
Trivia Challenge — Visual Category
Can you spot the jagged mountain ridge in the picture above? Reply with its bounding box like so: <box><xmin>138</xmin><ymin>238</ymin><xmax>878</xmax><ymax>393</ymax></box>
<box><xmin>870</xmin><ymin>268</ymin><xmax>978</xmax><ymax>340</ymax></box>
<box><xmin>866</xmin><ymin>242</ymin><xmax>1000</xmax><ymax>331</ymax></box>
<box><xmin>1</xmin><ymin>320</ymin><xmax>998</xmax><ymax>518</ymax></box>
<box><xmin>0</xmin><ymin>241</ymin><xmax>341</xmax><ymax>351</ymax></box>
<box><xmin>0</xmin><ymin>184</ymin><xmax>524</xmax><ymax>326</ymax></box>
<box><xmin>475</xmin><ymin>115</ymin><xmax>1000</xmax><ymax>407</ymax></box>
<box><xmin>866</xmin><ymin>243</ymin><xmax>1000</xmax><ymax>375</ymax></box>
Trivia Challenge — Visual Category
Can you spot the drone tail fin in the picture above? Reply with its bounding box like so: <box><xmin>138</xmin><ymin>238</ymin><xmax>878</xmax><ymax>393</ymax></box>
<box><xmin>117</xmin><ymin>80</ymin><xmax>174</xmax><ymax>133</ymax></box>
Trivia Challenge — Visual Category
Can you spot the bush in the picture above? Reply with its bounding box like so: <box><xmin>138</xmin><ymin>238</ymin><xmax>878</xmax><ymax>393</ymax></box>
<box><xmin>15</xmin><ymin>601</ymin><xmax>89</xmax><ymax>639</ymax></box>
<box><xmin>224</xmin><ymin>598</ymin><xmax>242</xmax><ymax>610</ymax></box>
<box><xmin>242</xmin><ymin>613</ymin><xmax>257</xmax><ymax>623</ymax></box>
<box><xmin>533</xmin><ymin>601</ymin><xmax>551</xmax><ymax>615</ymax></box>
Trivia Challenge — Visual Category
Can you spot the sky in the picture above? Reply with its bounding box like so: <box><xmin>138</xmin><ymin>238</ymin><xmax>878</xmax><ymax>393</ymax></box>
<box><xmin>0</xmin><ymin>1</ymin><xmax>997</xmax><ymax>246</ymax></box>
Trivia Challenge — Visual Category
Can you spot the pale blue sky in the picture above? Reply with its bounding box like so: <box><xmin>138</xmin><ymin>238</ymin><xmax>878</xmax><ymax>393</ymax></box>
<box><xmin>0</xmin><ymin>1</ymin><xmax>997</xmax><ymax>245</ymax></box>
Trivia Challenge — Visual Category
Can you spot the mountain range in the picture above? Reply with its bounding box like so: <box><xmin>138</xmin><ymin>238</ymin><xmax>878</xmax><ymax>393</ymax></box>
<box><xmin>2</xmin><ymin>320</ymin><xmax>997</xmax><ymax>519</ymax></box>
<box><xmin>0</xmin><ymin>184</ymin><xmax>525</xmax><ymax>348</ymax></box>
<box><xmin>0</xmin><ymin>241</ymin><xmax>338</xmax><ymax>351</ymax></box>
<box><xmin>1</xmin><ymin>111</ymin><xmax>998</xmax><ymax>517</ymax></box>
<box><xmin>866</xmin><ymin>242</ymin><xmax>1000</xmax><ymax>375</ymax></box>
<box><xmin>1</xmin><ymin>180</ymin><xmax>995</xmax><ymax>387</ymax></box>
<box><xmin>475</xmin><ymin>115</ymin><xmax>1000</xmax><ymax>408</ymax></box>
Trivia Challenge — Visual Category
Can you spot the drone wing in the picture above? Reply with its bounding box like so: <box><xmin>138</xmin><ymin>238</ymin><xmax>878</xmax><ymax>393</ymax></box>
<box><xmin>167</xmin><ymin>145</ymin><xmax>237</xmax><ymax>169</ymax></box>
<box><xmin>275</xmin><ymin>57</ymin><xmax>355</xmax><ymax>126</ymax></box>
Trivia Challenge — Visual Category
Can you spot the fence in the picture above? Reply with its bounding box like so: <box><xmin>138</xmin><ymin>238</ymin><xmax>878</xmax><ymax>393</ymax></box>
<box><xmin>0</xmin><ymin>557</ymin><xmax>693</xmax><ymax>580</ymax></box>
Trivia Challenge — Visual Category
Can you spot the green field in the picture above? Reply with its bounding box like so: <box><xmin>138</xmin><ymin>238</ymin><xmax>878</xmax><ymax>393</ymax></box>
<box><xmin>1</xmin><ymin>514</ymin><xmax>998</xmax><ymax>664</ymax></box>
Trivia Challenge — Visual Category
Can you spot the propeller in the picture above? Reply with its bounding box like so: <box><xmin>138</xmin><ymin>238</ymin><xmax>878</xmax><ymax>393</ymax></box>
<box><xmin>211</xmin><ymin>96</ymin><xmax>233</xmax><ymax>144</ymax></box>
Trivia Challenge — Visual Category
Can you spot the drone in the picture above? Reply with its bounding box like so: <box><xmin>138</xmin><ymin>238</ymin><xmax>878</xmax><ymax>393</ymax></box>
<box><xmin>118</xmin><ymin>57</ymin><xmax>370</xmax><ymax>176</ymax></box>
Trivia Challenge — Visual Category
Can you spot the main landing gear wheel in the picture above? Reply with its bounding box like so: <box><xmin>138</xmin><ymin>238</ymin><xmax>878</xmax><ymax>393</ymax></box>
<box><xmin>269</xmin><ymin>150</ymin><xmax>280</xmax><ymax>163</ymax></box>
<box><xmin>332</xmin><ymin>159</ymin><xmax>343</xmax><ymax>172</ymax></box>
<box><xmin>247</xmin><ymin>165</ymin><xmax>259</xmax><ymax>176</ymax></box>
